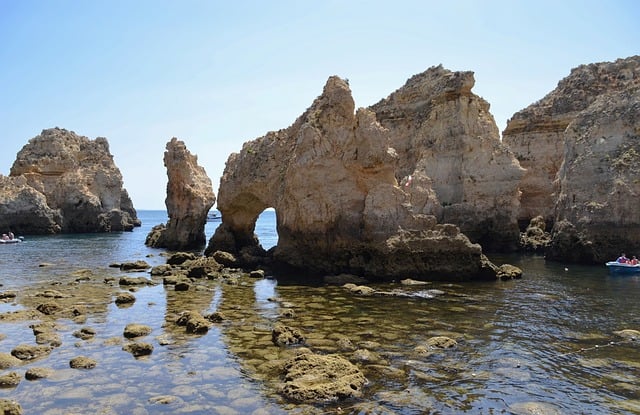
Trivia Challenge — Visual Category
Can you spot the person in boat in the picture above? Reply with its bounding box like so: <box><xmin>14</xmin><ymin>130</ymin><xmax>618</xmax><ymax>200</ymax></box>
<box><xmin>8</xmin><ymin>232</ymin><xmax>14</xmax><ymax>240</ymax></box>
<box><xmin>1</xmin><ymin>234</ymin><xmax>8</xmax><ymax>241</ymax></box>
<box><xmin>631</xmin><ymin>256</ymin><xmax>639</xmax><ymax>265</ymax></box>
<box><xmin>616</xmin><ymin>253</ymin><xmax>630</xmax><ymax>263</ymax></box>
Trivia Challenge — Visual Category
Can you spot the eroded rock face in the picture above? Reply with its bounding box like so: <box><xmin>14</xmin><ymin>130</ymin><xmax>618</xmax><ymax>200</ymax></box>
<box><xmin>503</xmin><ymin>56</ymin><xmax>640</xmax><ymax>227</ymax></box>
<box><xmin>146</xmin><ymin>138</ymin><xmax>215</xmax><ymax>250</ymax></box>
<box><xmin>7</xmin><ymin>128</ymin><xmax>140</xmax><ymax>233</ymax></box>
<box><xmin>208</xmin><ymin>70</ymin><xmax>504</xmax><ymax>280</ymax></box>
<box><xmin>547</xmin><ymin>85</ymin><xmax>640</xmax><ymax>262</ymax></box>
<box><xmin>371</xmin><ymin>66</ymin><xmax>524</xmax><ymax>251</ymax></box>
<box><xmin>0</xmin><ymin>175</ymin><xmax>61</xmax><ymax>234</ymax></box>
<box><xmin>503</xmin><ymin>56</ymin><xmax>640</xmax><ymax>262</ymax></box>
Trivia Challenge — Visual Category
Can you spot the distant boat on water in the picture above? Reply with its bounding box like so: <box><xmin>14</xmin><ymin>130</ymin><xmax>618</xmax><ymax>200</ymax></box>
<box><xmin>0</xmin><ymin>236</ymin><xmax>24</xmax><ymax>244</ymax></box>
<box><xmin>207</xmin><ymin>211</ymin><xmax>221</xmax><ymax>222</ymax></box>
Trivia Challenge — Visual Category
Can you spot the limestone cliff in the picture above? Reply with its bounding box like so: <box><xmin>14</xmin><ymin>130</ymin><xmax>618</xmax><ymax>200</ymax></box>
<box><xmin>7</xmin><ymin>127</ymin><xmax>140</xmax><ymax>233</ymax></box>
<box><xmin>146</xmin><ymin>138</ymin><xmax>215</xmax><ymax>250</ymax></box>
<box><xmin>503</xmin><ymin>56</ymin><xmax>640</xmax><ymax>263</ymax></box>
<box><xmin>503</xmin><ymin>56</ymin><xmax>640</xmax><ymax>227</ymax></box>
<box><xmin>207</xmin><ymin>73</ymin><xmax>504</xmax><ymax>281</ymax></box>
<box><xmin>371</xmin><ymin>66</ymin><xmax>524</xmax><ymax>251</ymax></box>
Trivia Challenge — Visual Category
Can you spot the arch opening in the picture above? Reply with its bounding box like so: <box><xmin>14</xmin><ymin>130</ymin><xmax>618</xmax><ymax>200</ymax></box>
<box><xmin>255</xmin><ymin>207</ymin><xmax>278</xmax><ymax>251</ymax></box>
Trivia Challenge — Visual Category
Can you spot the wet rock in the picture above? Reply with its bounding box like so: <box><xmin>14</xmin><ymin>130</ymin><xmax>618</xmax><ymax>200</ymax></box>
<box><xmin>123</xmin><ymin>323</ymin><xmax>152</xmax><ymax>339</ymax></box>
<box><xmin>351</xmin><ymin>348</ymin><xmax>388</xmax><ymax>365</ymax></box>
<box><xmin>11</xmin><ymin>344</ymin><xmax>52</xmax><ymax>361</ymax></box>
<box><xmin>272</xmin><ymin>323</ymin><xmax>305</xmax><ymax>346</ymax></box>
<box><xmin>25</xmin><ymin>367</ymin><xmax>53</xmax><ymax>380</ymax></box>
<box><xmin>176</xmin><ymin>311</ymin><xmax>211</xmax><ymax>334</ymax></box>
<box><xmin>343</xmin><ymin>283</ymin><xmax>377</xmax><ymax>296</ymax></box>
<box><xmin>174</xmin><ymin>281</ymin><xmax>191</xmax><ymax>291</ymax></box>
<box><xmin>119</xmin><ymin>276</ymin><xmax>152</xmax><ymax>286</ymax></box>
<box><xmin>0</xmin><ymin>399</ymin><xmax>22</xmax><ymax>415</ymax></box>
<box><xmin>120</xmin><ymin>260</ymin><xmax>150</xmax><ymax>271</ymax></box>
<box><xmin>35</xmin><ymin>331</ymin><xmax>62</xmax><ymax>347</ymax></box>
<box><xmin>204</xmin><ymin>311</ymin><xmax>227</xmax><ymax>323</ymax></box>
<box><xmin>162</xmin><ymin>275</ymin><xmax>187</xmax><ymax>285</ymax></box>
<box><xmin>150</xmin><ymin>264</ymin><xmax>173</xmax><ymax>276</ymax></box>
<box><xmin>115</xmin><ymin>292</ymin><xmax>136</xmax><ymax>305</ymax></box>
<box><xmin>35</xmin><ymin>289</ymin><xmax>70</xmax><ymax>298</ymax></box>
<box><xmin>279</xmin><ymin>308</ymin><xmax>296</xmax><ymax>318</ymax></box>
<box><xmin>497</xmin><ymin>264</ymin><xmax>523</xmax><ymax>280</ymax></box>
<box><xmin>280</xmin><ymin>352</ymin><xmax>367</xmax><ymax>402</ymax></box>
<box><xmin>0</xmin><ymin>371</ymin><xmax>20</xmax><ymax>388</ymax></box>
<box><xmin>35</xmin><ymin>301</ymin><xmax>61</xmax><ymax>315</ymax></box>
<box><xmin>167</xmin><ymin>252</ymin><xmax>197</xmax><ymax>265</ymax></box>
<box><xmin>30</xmin><ymin>321</ymin><xmax>56</xmax><ymax>335</ymax></box>
<box><xmin>73</xmin><ymin>327</ymin><xmax>96</xmax><ymax>340</ymax></box>
<box><xmin>249</xmin><ymin>269</ymin><xmax>265</xmax><ymax>279</ymax></box>
<box><xmin>69</xmin><ymin>356</ymin><xmax>97</xmax><ymax>369</ymax></box>
<box><xmin>123</xmin><ymin>342</ymin><xmax>154</xmax><ymax>357</ymax></box>
<box><xmin>425</xmin><ymin>336</ymin><xmax>457</xmax><ymax>349</ymax></box>
<box><xmin>0</xmin><ymin>292</ymin><xmax>17</xmax><ymax>300</ymax></box>
<box><xmin>211</xmin><ymin>251</ymin><xmax>237</xmax><ymax>267</ymax></box>
<box><xmin>0</xmin><ymin>353</ymin><xmax>21</xmax><ymax>369</ymax></box>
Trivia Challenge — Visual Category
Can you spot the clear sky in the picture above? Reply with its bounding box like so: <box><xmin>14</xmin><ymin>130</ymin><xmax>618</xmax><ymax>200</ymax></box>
<box><xmin>1</xmin><ymin>1</ymin><xmax>638</xmax><ymax>209</ymax></box>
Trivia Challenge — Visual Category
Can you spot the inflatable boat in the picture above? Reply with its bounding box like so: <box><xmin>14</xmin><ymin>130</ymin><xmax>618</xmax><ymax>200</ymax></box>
<box><xmin>606</xmin><ymin>261</ymin><xmax>640</xmax><ymax>274</ymax></box>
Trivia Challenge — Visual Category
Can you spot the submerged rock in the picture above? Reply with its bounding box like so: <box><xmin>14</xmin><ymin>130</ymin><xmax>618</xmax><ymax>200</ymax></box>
<box><xmin>272</xmin><ymin>323</ymin><xmax>305</xmax><ymax>346</ymax></box>
<box><xmin>69</xmin><ymin>356</ymin><xmax>97</xmax><ymax>369</ymax></box>
<box><xmin>122</xmin><ymin>342</ymin><xmax>154</xmax><ymax>357</ymax></box>
<box><xmin>280</xmin><ymin>352</ymin><xmax>367</xmax><ymax>402</ymax></box>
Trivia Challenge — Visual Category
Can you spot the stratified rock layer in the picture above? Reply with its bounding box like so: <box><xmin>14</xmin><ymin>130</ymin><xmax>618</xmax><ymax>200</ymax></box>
<box><xmin>503</xmin><ymin>56</ymin><xmax>640</xmax><ymax>262</ymax></box>
<box><xmin>147</xmin><ymin>138</ymin><xmax>215</xmax><ymax>250</ymax></box>
<box><xmin>208</xmin><ymin>68</ymin><xmax>510</xmax><ymax>280</ymax></box>
<box><xmin>504</xmin><ymin>56</ymin><xmax>640</xmax><ymax>227</ymax></box>
<box><xmin>5</xmin><ymin>128</ymin><xmax>139</xmax><ymax>233</ymax></box>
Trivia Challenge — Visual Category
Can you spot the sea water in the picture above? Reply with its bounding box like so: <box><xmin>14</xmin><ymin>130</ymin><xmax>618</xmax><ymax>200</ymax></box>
<box><xmin>0</xmin><ymin>210</ymin><xmax>639</xmax><ymax>414</ymax></box>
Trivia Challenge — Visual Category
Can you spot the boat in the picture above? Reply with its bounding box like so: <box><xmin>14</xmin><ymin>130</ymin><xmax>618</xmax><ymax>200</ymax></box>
<box><xmin>0</xmin><ymin>237</ymin><xmax>23</xmax><ymax>244</ymax></box>
<box><xmin>605</xmin><ymin>261</ymin><xmax>640</xmax><ymax>274</ymax></box>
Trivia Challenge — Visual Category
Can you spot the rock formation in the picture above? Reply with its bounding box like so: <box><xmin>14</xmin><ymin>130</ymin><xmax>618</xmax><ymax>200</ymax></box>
<box><xmin>0</xmin><ymin>175</ymin><xmax>62</xmax><ymax>235</ymax></box>
<box><xmin>207</xmin><ymin>69</ymin><xmax>511</xmax><ymax>281</ymax></box>
<box><xmin>146</xmin><ymin>138</ymin><xmax>215</xmax><ymax>250</ymax></box>
<box><xmin>371</xmin><ymin>66</ymin><xmax>524</xmax><ymax>251</ymax></box>
<box><xmin>503</xmin><ymin>56</ymin><xmax>640</xmax><ymax>262</ymax></box>
<box><xmin>4</xmin><ymin>128</ymin><xmax>140</xmax><ymax>234</ymax></box>
<box><xmin>503</xmin><ymin>56</ymin><xmax>640</xmax><ymax>228</ymax></box>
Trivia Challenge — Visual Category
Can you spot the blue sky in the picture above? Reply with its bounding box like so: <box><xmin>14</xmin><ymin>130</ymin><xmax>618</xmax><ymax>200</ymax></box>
<box><xmin>1</xmin><ymin>1</ymin><xmax>638</xmax><ymax>209</ymax></box>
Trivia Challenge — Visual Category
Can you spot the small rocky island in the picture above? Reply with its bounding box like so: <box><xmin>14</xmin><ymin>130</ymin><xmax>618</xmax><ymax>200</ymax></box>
<box><xmin>0</xmin><ymin>128</ymin><xmax>140</xmax><ymax>234</ymax></box>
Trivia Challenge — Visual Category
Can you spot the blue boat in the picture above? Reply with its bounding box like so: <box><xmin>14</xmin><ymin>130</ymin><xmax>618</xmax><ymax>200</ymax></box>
<box><xmin>606</xmin><ymin>261</ymin><xmax>640</xmax><ymax>274</ymax></box>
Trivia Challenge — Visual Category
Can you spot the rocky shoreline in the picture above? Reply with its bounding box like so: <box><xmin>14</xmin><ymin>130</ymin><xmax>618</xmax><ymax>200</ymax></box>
<box><xmin>0</xmin><ymin>246</ymin><xmax>528</xmax><ymax>413</ymax></box>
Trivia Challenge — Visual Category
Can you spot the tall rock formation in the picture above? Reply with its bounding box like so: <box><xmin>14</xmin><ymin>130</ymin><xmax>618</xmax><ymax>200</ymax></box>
<box><xmin>6</xmin><ymin>127</ymin><xmax>140</xmax><ymax>233</ymax></box>
<box><xmin>371</xmin><ymin>66</ymin><xmax>524</xmax><ymax>251</ymax></box>
<box><xmin>206</xmin><ymin>70</ymin><xmax>511</xmax><ymax>281</ymax></box>
<box><xmin>503</xmin><ymin>56</ymin><xmax>640</xmax><ymax>263</ymax></box>
<box><xmin>146</xmin><ymin>138</ymin><xmax>215</xmax><ymax>250</ymax></box>
<box><xmin>503</xmin><ymin>56</ymin><xmax>640</xmax><ymax>227</ymax></box>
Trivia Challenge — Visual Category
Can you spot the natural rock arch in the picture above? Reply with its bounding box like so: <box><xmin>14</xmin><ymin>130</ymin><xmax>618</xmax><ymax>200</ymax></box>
<box><xmin>206</xmin><ymin>71</ymin><xmax>508</xmax><ymax>281</ymax></box>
